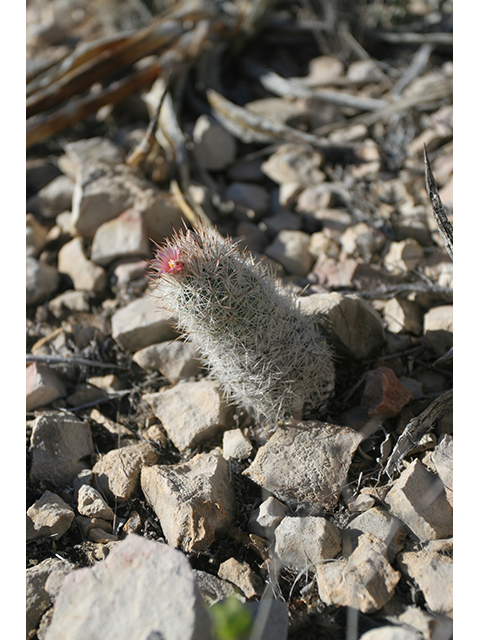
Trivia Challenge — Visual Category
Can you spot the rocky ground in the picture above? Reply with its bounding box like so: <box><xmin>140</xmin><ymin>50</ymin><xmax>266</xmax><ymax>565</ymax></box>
<box><xmin>26</xmin><ymin>1</ymin><xmax>453</xmax><ymax>639</ymax></box>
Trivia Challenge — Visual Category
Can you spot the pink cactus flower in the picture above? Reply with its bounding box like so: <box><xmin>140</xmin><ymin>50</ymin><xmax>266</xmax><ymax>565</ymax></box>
<box><xmin>152</xmin><ymin>246</ymin><xmax>184</xmax><ymax>275</ymax></box>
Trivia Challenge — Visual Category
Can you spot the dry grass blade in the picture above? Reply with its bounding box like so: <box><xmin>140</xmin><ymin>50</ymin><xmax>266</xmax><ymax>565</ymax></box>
<box><xmin>384</xmin><ymin>389</ymin><xmax>453</xmax><ymax>479</ymax></box>
<box><xmin>424</xmin><ymin>144</ymin><xmax>453</xmax><ymax>261</ymax></box>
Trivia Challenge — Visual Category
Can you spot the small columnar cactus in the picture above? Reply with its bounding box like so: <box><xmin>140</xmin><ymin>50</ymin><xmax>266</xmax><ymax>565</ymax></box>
<box><xmin>149</xmin><ymin>224</ymin><xmax>335</xmax><ymax>425</ymax></box>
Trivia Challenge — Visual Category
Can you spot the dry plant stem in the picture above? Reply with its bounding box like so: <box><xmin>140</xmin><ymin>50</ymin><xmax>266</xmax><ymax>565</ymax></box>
<box><xmin>424</xmin><ymin>144</ymin><xmax>453</xmax><ymax>261</ymax></box>
<box><xmin>206</xmin><ymin>88</ymin><xmax>355</xmax><ymax>156</ymax></box>
<box><xmin>26</xmin><ymin>354</ymin><xmax>123</xmax><ymax>369</ymax></box>
<box><xmin>313</xmin><ymin>78</ymin><xmax>452</xmax><ymax>136</ymax></box>
<box><xmin>251</xmin><ymin>64</ymin><xmax>389</xmax><ymax>111</ymax></box>
<box><xmin>26</xmin><ymin>63</ymin><xmax>161</xmax><ymax>148</ymax></box>
<box><xmin>384</xmin><ymin>389</ymin><xmax>453</xmax><ymax>479</ymax></box>
<box><xmin>26</xmin><ymin>33</ymin><xmax>132</xmax><ymax>93</ymax></box>
<box><xmin>26</xmin><ymin>21</ymin><xmax>184</xmax><ymax>118</ymax></box>
<box><xmin>150</xmin><ymin>225</ymin><xmax>335</xmax><ymax>424</ymax></box>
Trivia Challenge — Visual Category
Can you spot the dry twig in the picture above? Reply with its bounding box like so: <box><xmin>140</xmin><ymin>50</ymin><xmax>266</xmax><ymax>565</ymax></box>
<box><xmin>424</xmin><ymin>144</ymin><xmax>453</xmax><ymax>261</ymax></box>
<box><xmin>383</xmin><ymin>389</ymin><xmax>453</xmax><ymax>479</ymax></box>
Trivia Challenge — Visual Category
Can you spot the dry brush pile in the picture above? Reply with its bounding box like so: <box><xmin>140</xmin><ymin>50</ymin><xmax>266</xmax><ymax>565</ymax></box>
<box><xmin>26</xmin><ymin>1</ymin><xmax>453</xmax><ymax>639</ymax></box>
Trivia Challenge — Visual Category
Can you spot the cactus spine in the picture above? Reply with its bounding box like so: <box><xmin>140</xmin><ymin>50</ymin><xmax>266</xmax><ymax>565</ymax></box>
<box><xmin>149</xmin><ymin>225</ymin><xmax>335</xmax><ymax>424</ymax></box>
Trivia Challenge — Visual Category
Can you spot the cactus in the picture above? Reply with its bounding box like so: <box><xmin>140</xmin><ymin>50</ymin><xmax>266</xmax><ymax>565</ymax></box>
<box><xmin>149</xmin><ymin>224</ymin><xmax>335</xmax><ymax>425</ymax></box>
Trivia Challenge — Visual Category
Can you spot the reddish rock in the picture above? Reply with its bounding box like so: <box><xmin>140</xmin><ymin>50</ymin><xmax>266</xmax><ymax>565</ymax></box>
<box><xmin>361</xmin><ymin>367</ymin><xmax>414</xmax><ymax>418</ymax></box>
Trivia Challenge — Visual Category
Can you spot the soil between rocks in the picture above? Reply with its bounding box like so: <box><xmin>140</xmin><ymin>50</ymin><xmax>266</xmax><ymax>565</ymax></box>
<box><xmin>26</xmin><ymin>1</ymin><xmax>453</xmax><ymax>639</ymax></box>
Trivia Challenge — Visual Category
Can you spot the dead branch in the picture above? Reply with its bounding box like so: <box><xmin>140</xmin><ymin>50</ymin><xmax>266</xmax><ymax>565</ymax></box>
<box><xmin>424</xmin><ymin>144</ymin><xmax>453</xmax><ymax>261</ymax></box>
<box><xmin>26</xmin><ymin>21</ymin><xmax>183</xmax><ymax>119</ymax></box>
<box><xmin>26</xmin><ymin>354</ymin><xmax>123</xmax><ymax>369</ymax></box>
<box><xmin>312</xmin><ymin>77</ymin><xmax>452</xmax><ymax>136</ymax></box>
<box><xmin>248</xmin><ymin>63</ymin><xmax>389</xmax><ymax>111</ymax></box>
<box><xmin>26</xmin><ymin>63</ymin><xmax>161</xmax><ymax>148</ymax></box>
<box><xmin>206</xmin><ymin>88</ymin><xmax>355</xmax><ymax>157</ymax></box>
<box><xmin>383</xmin><ymin>389</ymin><xmax>453</xmax><ymax>479</ymax></box>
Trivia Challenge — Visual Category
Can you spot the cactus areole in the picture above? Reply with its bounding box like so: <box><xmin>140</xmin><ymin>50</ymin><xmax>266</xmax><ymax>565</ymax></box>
<box><xmin>149</xmin><ymin>225</ymin><xmax>335</xmax><ymax>425</ymax></box>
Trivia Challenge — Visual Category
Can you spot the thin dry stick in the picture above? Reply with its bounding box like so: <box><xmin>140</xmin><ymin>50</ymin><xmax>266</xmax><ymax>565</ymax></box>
<box><xmin>383</xmin><ymin>389</ymin><xmax>453</xmax><ymax>479</ymax></box>
<box><xmin>26</xmin><ymin>354</ymin><xmax>123</xmax><ymax>369</ymax></box>
<box><xmin>424</xmin><ymin>144</ymin><xmax>453</xmax><ymax>260</ymax></box>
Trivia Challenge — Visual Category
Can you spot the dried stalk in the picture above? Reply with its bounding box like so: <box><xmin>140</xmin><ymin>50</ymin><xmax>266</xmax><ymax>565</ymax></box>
<box><xmin>383</xmin><ymin>389</ymin><xmax>453</xmax><ymax>479</ymax></box>
<box><xmin>26</xmin><ymin>354</ymin><xmax>123</xmax><ymax>369</ymax></box>
<box><xmin>206</xmin><ymin>88</ymin><xmax>355</xmax><ymax>156</ymax></box>
<box><xmin>249</xmin><ymin>64</ymin><xmax>389</xmax><ymax>111</ymax></box>
<box><xmin>26</xmin><ymin>21</ymin><xmax>184</xmax><ymax>119</ymax></box>
<box><xmin>26</xmin><ymin>63</ymin><xmax>160</xmax><ymax>148</ymax></box>
<box><xmin>313</xmin><ymin>77</ymin><xmax>452</xmax><ymax>136</ymax></box>
<box><xmin>424</xmin><ymin>144</ymin><xmax>453</xmax><ymax>261</ymax></box>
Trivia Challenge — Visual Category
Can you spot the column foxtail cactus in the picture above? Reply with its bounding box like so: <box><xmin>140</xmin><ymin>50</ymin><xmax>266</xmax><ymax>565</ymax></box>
<box><xmin>149</xmin><ymin>224</ymin><xmax>335</xmax><ymax>425</ymax></box>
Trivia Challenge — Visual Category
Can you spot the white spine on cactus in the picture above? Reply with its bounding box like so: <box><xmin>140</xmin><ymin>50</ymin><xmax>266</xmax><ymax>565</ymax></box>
<box><xmin>149</xmin><ymin>225</ymin><xmax>335</xmax><ymax>424</ymax></box>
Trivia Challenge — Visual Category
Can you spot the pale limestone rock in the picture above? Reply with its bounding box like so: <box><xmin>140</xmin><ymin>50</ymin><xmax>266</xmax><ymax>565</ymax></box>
<box><xmin>48</xmin><ymin>290</ymin><xmax>91</xmax><ymax>315</ymax></box>
<box><xmin>423</xmin><ymin>305</ymin><xmax>453</xmax><ymax>356</ymax></box>
<box><xmin>383</xmin><ymin>297</ymin><xmax>424</xmax><ymax>335</ymax></box>
<box><xmin>306</xmin><ymin>56</ymin><xmax>345</xmax><ymax>85</ymax></box>
<box><xmin>57</xmin><ymin>237</ymin><xmax>106</xmax><ymax>293</ymax></box>
<box><xmin>359</xmin><ymin>627</ymin><xmax>422</xmax><ymax>640</ymax></box>
<box><xmin>193</xmin><ymin>569</ymin><xmax>243</xmax><ymax>605</ymax></box>
<box><xmin>77</xmin><ymin>485</ymin><xmax>115</xmax><ymax>521</ymax></box>
<box><xmin>347</xmin><ymin>59</ymin><xmax>384</xmax><ymax>84</ymax></box>
<box><xmin>71</xmin><ymin>162</ymin><xmax>183</xmax><ymax>239</ymax></box>
<box><xmin>397</xmin><ymin>540</ymin><xmax>453</xmax><ymax>616</ymax></box>
<box><xmin>92</xmin><ymin>442</ymin><xmax>159</xmax><ymax>502</ymax></box>
<box><xmin>140</xmin><ymin>448</ymin><xmax>235</xmax><ymax>552</ymax></box>
<box><xmin>29</xmin><ymin>413</ymin><xmax>94</xmax><ymax>487</ymax></box>
<box><xmin>44</xmin><ymin>535</ymin><xmax>212</xmax><ymax>640</ymax></box>
<box><xmin>243</xmin><ymin>422</ymin><xmax>363</xmax><ymax>511</ymax></box>
<box><xmin>26</xmin><ymin>491</ymin><xmax>75</xmax><ymax>541</ymax></box>
<box><xmin>28</xmin><ymin>175</ymin><xmax>74</xmax><ymax>218</ymax></box>
<box><xmin>345</xmin><ymin>506</ymin><xmax>406</xmax><ymax>562</ymax></box>
<box><xmin>248</xmin><ymin>496</ymin><xmax>287</xmax><ymax>538</ymax></box>
<box><xmin>339</xmin><ymin>222</ymin><xmax>386</xmax><ymax>260</ymax></box>
<box><xmin>385</xmin><ymin>459</ymin><xmax>453</xmax><ymax>542</ymax></box>
<box><xmin>144</xmin><ymin>379</ymin><xmax>233</xmax><ymax>452</ymax></box>
<box><xmin>261</xmin><ymin>144</ymin><xmax>325</xmax><ymax>186</ymax></box>
<box><xmin>218</xmin><ymin>558</ymin><xmax>263</xmax><ymax>599</ymax></box>
<box><xmin>347</xmin><ymin>494</ymin><xmax>375</xmax><ymax>513</ymax></box>
<box><xmin>383</xmin><ymin>239</ymin><xmax>424</xmax><ymax>274</ymax></box>
<box><xmin>58</xmin><ymin>137</ymin><xmax>126</xmax><ymax>179</ymax></box>
<box><xmin>90</xmin><ymin>209</ymin><xmax>150</xmax><ymax>266</ymax></box>
<box><xmin>274</xmin><ymin>516</ymin><xmax>341</xmax><ymax>570</ymax></box>
<box><xmin>316</xmin><ymin>533</ymin><xmax>401</xmax><ymax>614</ymax></box>
<box><xmin>26</xmin><ymin>213</ymin><xmax>48</xmax><ymax>258</ymax></box>
<box><xmin>308</xmin><ymin>231</ymin><xmax>340</xmax><ymax>260</ymax></box>
<box><xmin>398</xmin><ymin>606</ymin><xmax>453</xmax><ymax>640</ymax></box>
<box><xmin>132</xmin><ymin>340</ymin><xmax>202</xmax><ymax>380</ymax></box>
<box><xmin>432</xmin><ymin>434</ymin><xmax>453</xmax><ymax>506</ymax></box>
<box><xmin>223</xmin><ymin>428</ymin><xmax>253</xmax><ymax>461</ymax></box>
<box><xmin>111</xmin><ymin>294</ymin><xmax>177</xmax><ymax>351</ymax></box>
<box><xmin>27</xmin><ymin>557</ymin><xmax>74</xmax><ymax>640</ymax></box>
